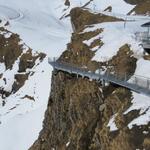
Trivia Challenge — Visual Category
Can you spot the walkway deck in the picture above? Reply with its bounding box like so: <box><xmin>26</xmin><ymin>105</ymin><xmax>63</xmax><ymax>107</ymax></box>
<box><xmin>135</xmin><ymin>32</ymin><xmax>150</xmax><ymax>49</ymax></box>
<box><xmin>48</xmin><ymin>58</ymin><xmax>150</xmax><ymax>97</ymax></box>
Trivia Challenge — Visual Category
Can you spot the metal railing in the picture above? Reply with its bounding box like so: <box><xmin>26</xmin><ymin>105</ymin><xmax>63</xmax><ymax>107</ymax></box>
<box><xmin>135</xmin><ymin>32</ymin><xmax>150</xmax><ymax>48</ymax></box>
<box><xmin>48</xmin><ymin>57</ymin><xmax>150</xmax><ymax>96</ymax></box>
<box><xmin>135</xmin><ymin>32</ymin><xmax>148</xmax><ymax>41</ymax></box>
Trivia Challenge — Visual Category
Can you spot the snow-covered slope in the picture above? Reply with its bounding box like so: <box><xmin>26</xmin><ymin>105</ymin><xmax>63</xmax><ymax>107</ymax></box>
<box><xmin>0</xmin><ymin>28</ymin><xmax>52</xmax><ymax>150</ymax></box>
<box><xmin>0</xmin><ymin>0</ymin><xmax>72</xmax><ymax>56</ymax></box>
<box><xmin>0</xmin><ymin>1</ymin><xmax>72</xmax><ymax>150</ymax></box>
<box><xmin>83</xmin><ymin>21</ymin><xmax>144</xmax><ymax>62</ymax></box>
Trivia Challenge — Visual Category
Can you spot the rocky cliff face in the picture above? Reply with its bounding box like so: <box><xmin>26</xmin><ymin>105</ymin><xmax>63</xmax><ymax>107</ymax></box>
<box><xmin>124</xmin><ymin>0</ymin><xmax>148</xmax><ymax>5</ymax></box>
<box><xmin>30</xmin><ymin>6</ymin><xmax>150</xmax><ymax>150</ymax></box>
<box><xmin>0</xmin><ymin>26</ymin><xmax>45</xmax><ymax>105</ymax></box>
<box><xmin>127</xmin><ymin>0</ymin><xmax>150</xmax><ymax>15</ymax></box>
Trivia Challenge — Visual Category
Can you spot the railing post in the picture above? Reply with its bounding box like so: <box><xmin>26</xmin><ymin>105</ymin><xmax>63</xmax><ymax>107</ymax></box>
<box><xmin>115</xmin><ymin>72</ymin><xmax>118</xmax><ymax>80</ymax></box>
<box><xmin>102</xmin><ymin>79</ymin><xmax>105</xmax><ymax>87</ymax></box>
<box><xmin>135</xmin><ymin>76</ymin><xmax>137</xmax><ymax>85</ymax></box>
<box><xmin>106</xmin><ymin>71</ymin><xmax>108</xmax><ymax>78</ymax></box>
<box><xmin>77</xmin><ymin>72</ymin><xmax>79</xmax><ymax>78</ymax></box>
<box><xmin>53</xmin><ymin>57</ymin><xmax>56</xmax><ymax>69</ymax></box>
<box><xmin>147</xmin><ymin>80</ymin><xmax>149</xmax><ymax>89</ymax></box>
<box><xmin>91</xmin><ymin>72</ymin><xmax>93</xmax><ymax>79</ymax></box>
<box><xmin>70</xmin><ymin>66</ymin><xmax>72</xmax><ymax>74</ymax></box>
<box><xmin>83</xmin><ymin>70</ymin><xmax>85</xmax><ymax>78</ymax></box>
<box><xmin>98</xmin><ymin>69</ymin><xmax>101</xmax><ymax>79</ymax></box>
<box><xmin>124</xmin><ymin>73</ymin><xmax>127</xmax><ymax>82</ymax></box>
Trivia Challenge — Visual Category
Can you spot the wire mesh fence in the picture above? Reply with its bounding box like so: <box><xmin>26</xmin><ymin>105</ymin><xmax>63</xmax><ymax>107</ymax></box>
<box><xmin>48</xmin><ymin>57</ymin><xmax>150</xmax><ymax>95</ymax></box>
<box><xmin>135</xmin><ymin>32</ymin><xmax>148</xmax><ymax>41</ymax></box>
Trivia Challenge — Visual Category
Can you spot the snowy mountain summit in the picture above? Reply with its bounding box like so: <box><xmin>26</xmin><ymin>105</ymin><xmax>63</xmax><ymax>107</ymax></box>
<box><xmin>0</xmin><ymin>0</ymin><xmax>150</xmax><ymax>150</ymax></box>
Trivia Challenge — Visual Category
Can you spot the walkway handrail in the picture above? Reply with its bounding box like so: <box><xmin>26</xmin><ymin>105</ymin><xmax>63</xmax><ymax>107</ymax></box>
<box><xmin>48</xmin><ymin>57</ymin><xmax>150</xmax><ymax>96</ymax></box>
<box><xmin>135</xmin><ymin>32</ymin><xmax>150</xmax><ymax>42</ymax></box>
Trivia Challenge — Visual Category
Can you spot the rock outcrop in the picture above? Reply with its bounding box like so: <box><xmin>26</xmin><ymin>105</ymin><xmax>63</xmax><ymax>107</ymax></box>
<box><xmin>0</xmin><ymin>27</ymin><xmax>45</xmax><ymax>103</ymax></box>
<box><xmin>127</xmin><ymin>0</ymin><xmax>150</xmax><ymax>15</ymax></box>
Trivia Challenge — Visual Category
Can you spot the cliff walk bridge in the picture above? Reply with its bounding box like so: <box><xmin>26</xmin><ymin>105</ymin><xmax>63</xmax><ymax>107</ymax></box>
<box><xmin>48</xmin><ymin>58</ymin><xmax>150</xmax><ymax>97</ymax></box>
<box><xmin>135</xmin><ymin>22</ymin><xmax>150</xmax><ymax>51</ymax></box>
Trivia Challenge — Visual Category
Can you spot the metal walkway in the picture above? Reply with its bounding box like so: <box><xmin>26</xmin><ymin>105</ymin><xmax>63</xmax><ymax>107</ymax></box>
<box><xmin>135</xmin><ymin>32</ymin><xmax>150</xmax><ymax>49</ymax></box>
<box><xmin>48</xmin><ymin>58</ymin><xmax>150</xmax><ymax>97</ymax></box>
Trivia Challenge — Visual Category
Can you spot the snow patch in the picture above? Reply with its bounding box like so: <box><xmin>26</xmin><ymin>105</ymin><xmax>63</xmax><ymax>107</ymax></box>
<box><xmin>66</xmin><ymin>141</ymin><xmax>70</xmax><ymax>147</ymax></box>
<box><xmin>83</xmin><ymin>20</ymin><xmax>144</xmax><ymax>62</ymax></box>
<box><xmin>107</xmin><ymin>114</ymin><xmax>118</xmax><ymax>131</ymax></box>
<box><xmin>83</xmin><ymin>34</ymin><xmax>102</xmax><ymax>46</ymax></box>
<box><xmin>123</xmin><ymin>57</ymin><xmax>150</xmax><ymax>129</ymax></box>
<box><xmin>124</xmin><ymin>92</ymin><xmax>150</xmax><ymax>129</ymax></box>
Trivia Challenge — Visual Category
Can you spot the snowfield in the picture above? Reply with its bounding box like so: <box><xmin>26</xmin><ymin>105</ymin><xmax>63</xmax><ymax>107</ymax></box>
<box><xmin>61</xmin><ymin>0</ymin><xmax>135</xmax><ymax>16</ymax></box>
<box><xmin>0</xmin><ymin>0</ymin><xmax>72</xmax><ymax>56</ymax></box>
<box><xmin>0</xmin><ymin>5</ymin><xmax>22</xmax><ymax>20</ymax></box>
<box><xmin>0</xmin><ymin>0</ymin><xmax>149</xmax><ymax>150</ymax></box>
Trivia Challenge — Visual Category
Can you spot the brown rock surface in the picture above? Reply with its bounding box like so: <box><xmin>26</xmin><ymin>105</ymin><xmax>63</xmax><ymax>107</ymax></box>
<box><xmin>0</xmin><ymin>27</ymin><xmax>45</xmax><ymax>103</ymax></box>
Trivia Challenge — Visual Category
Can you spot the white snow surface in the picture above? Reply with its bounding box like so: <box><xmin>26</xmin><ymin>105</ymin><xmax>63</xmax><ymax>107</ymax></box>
<box><xmin>134</xmin><ymin>58</ymin><xmax>150</xmax><ymax>78</ymax></box>
<box><xmin>83</xmin><ymin>34</ymin><xmax>102</xmax><ymax>47</ymax></box>
<box><xmin>92</xmin><ymin>0</ymin><xmax>134</xmax><ymax>14</ymax></box>
<box><xmin>124</xmin><ymin>92</ymin><xmax>150</xmax><ymax>129</ymax></box>
<box><xmin>124</xmin><ymin>58</ymin><xmax>150</xmax><ymax>128</ymax></box>
<box><xmin>107</xmin><ymin>114</ymin><xmax>118</xmax><ymax>132</ymax></box>
<box><xmin>0</xmin><ymin>0</ymin><xmax>149</xmax><ymax>150</ymax></box>
<box><xmin>0</xmin><ymin>0</ymin><xmax>72</xmax><ymax>56</ymax></box>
